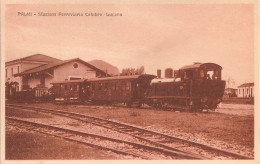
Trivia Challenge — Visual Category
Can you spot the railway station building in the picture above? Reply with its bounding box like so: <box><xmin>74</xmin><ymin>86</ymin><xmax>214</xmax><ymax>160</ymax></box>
<box><xmin>5</xmin><ymin>54</ymin><xmax>109</xmax><ymax>98</ymax></box>
<box><xmin>237</xmin><ymin>82</ymin><xmax>254</xmax><ymax>98</ymax></box>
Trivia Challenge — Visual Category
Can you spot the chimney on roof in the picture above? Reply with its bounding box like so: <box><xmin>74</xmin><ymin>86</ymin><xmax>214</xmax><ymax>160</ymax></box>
<box><xmin>157</xmin><ymin>69</ymin><xmax>161</xmax><ymax>78</ymax></box>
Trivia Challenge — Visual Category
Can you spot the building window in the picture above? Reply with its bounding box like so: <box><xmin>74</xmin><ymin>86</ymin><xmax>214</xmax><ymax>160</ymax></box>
<box><xmin>5</xmin><ymin>69</ymin><xmax>7</xmax><ymax>77</ymax></box>
<box><xmin>73</xmin><ymin>63</ymin><xmax>79</xmax><ymax>69</ymax></box>
<box><xmin>17</xmin><ymin>66</ymin><xmax>20</xmax><ymax>73</ymax></box>
<box><xmin>11</xmin><ymin>68</ymin><xmax>13</xmax><ymax>76</ymax></box>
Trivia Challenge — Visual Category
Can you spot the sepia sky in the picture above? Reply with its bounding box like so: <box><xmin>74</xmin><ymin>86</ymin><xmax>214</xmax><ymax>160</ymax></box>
<box><xmin>5</xmin><ymin>4</ymin><xmax>254</xmax><ymax>87</ymax></box>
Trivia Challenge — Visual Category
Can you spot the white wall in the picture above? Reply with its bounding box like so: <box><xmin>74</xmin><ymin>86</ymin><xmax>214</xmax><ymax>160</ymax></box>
<box><xmin>238</xmin><ymin>87</ymin><xmax>254</xmax><ymax>98</ymax></box>
<box><xmin>7</xmin><ymin>60</ymin><xmax>99</xmax><ymax>90</ymax></box>
<box><xmin>6</xmin><ymin>62</ymin><xmax>45</xmax><ymax>91</ymax></box>
<box><xmin>5</xmin><ymin>63</ymin><xmax>22</xmax><ymax>91</ymax></box>
<box><xmin>250</xmin><ymin>86</ymin><xmax>254</xmax><ymax>97</ymax></box>
<box><xmin>53</xmin><ymin>61</ymin><xmax>96</xmax><ymax>81</ymax></box>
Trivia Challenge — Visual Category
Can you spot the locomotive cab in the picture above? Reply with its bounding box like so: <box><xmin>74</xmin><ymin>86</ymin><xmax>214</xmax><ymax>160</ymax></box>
<box><xmin>180</xmin><ymin>63</ymin><xmax>225</xmax><ymax>111</ymax></box>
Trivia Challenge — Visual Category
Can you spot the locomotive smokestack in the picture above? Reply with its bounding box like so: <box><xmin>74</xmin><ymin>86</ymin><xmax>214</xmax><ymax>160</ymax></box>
<box><xmin>165</xmin><ymin>68</ymin><xmax>173</xmax><ymax>78</ymax></box>
<box><xmin>157</xmin><ymin>69</ymin><xmax>161</xmax><ymax>78</ymax></box>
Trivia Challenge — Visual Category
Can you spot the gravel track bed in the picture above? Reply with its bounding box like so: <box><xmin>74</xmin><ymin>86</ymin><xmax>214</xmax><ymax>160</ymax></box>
<box><xmin>6</xmin><ymin>103</ymin><xmax>254</xmax><ymax>159</ymax></box>
<box><xmin>143</xmin><ymin>126</ymin><xmax>254</xmax><ymax>158</ymax></box>
<box><xmin>6</xmin><ymin>108</ymin><xmax>143</xmax><ymax>147</ymax></box>
<box><xmin>6</xmin><ymin>119</ymin><xmax>179</xmax><ymax>159</ymax></box>
<box><xmin>7</xmin><ymin>108</ymin><xmax>188</xmax><ymax>159</ymax></box>
<box><xmin>6</xmin><ymin>123</ymin><xmax>135</xmax><ymax>159</ymax></box>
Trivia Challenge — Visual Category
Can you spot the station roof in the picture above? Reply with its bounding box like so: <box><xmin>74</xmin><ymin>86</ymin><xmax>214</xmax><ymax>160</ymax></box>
<box><xmin>6</xmin><ymin>54</ymin><xmax>62</xmax><ymax>66</ymax></box>
<box><xmin>15</xmin><ymin>58</ymin><xmax>109</xmax><ymax>77</ymax></box>
<box><xmin>238</xmin><ymin>83</ymin><xmax>254</xmax><ymax>88</ymax></box>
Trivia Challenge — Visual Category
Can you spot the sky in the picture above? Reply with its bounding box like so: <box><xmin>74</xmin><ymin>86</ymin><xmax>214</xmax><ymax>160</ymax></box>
<box><xmin>5</xmin><ymin>4</ymin><xmax>255</xmax><ymax>87</ymax></box>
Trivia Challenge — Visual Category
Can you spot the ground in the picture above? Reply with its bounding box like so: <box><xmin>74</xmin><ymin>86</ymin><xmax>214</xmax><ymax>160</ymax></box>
<box><xmin>6</xmin><ymin>127</ymin><xmax>117</xmax><ymax>160</ymax></box>
<box><xmin>5</xmin><ymin>102</ymin><xmax>254</xmax><ymax>159</ymax></box>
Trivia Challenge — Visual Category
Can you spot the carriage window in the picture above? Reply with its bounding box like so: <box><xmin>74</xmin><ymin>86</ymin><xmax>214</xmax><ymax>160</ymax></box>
<box><xmin>65</xmin><ymin>85</ymin><xmax>67</xmax><ymax>90</ymax></box>
<box><xmin>104</xmin><ymin>83</ymin><xmax>108</xmax><ymax>90</ymax></box>
<box><xmin>70</xmin><ymin>85</ymin><xmax>73</xmax><ymax>91</ymax></box>
<box><xmin>200</xmin><ymin>70</ymin><xmax>205</xmax><ymax>78</ymax></box>
<box><xmin>112</xmin><ymin>82</ymin><xmax>115</xmax><ymax>90</ymax></box>
<box><xmin>98</xmin><ymin>83</ymin><xmax>102</xmax><ymax>90</ymax></box>
<box><xmin>121</xmin><ymin>82</ymin><xmax>126</xmax><ymax>91</ymax></box>
<box><xmin>126</xmin><ymin>82</ymin><xmax>130</xmax><ymax>90</ymax></box>
<box><xmin>115</xmin><ymin>83</ymin><xmax>118</xmax><ymax>90</ymax></box>
<box><xmin>92</xmin><ymin>83</ymin><xmax>95</xmax><ymax>91</ymax></box>
<box><xmin>73</xmin><ymin>84</ymin><xmax>77</xmax><ymax>91</ymax></box>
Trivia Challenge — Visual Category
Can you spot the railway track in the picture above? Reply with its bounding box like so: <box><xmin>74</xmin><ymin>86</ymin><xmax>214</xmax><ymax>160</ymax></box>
<box><xmin>6</xmin><ymin>117</ymin><xmax>201</xmax><ymax>159</ymax></box>
<box><xmin>6</xmin><ymin>103</ymin><xmax>253</xmax><ymax>160</ymax></box>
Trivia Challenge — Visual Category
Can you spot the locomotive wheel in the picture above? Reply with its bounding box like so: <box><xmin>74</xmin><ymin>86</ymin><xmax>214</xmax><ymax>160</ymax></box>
<box><xmin>126</xmin><ymin>102</ymin><xmax>132</xmax><ymax>108</ymax></box>
<box><xmin>135</xmin><ymin>103</ymin><xmax>142</xmax><ymax>108</ymax></box>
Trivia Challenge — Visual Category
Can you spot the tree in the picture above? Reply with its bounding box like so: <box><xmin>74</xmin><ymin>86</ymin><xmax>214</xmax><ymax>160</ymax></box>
<box><xmin>121</xmin><ymin>66</ymin><xmax>145</xmax><ymax>76</ymax></box>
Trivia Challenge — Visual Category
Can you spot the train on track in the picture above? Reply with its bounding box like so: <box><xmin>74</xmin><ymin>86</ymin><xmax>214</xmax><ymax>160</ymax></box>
<box><xmin>51</xmin><ymin>62</ymin><xmax>225</xmax><ymax>112</ymax></box>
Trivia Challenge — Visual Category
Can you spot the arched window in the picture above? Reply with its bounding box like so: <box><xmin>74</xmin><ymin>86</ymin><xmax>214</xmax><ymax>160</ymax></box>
<box><xmin>73</xmin><ymin>63</ymin><xmax>79</xmax><ymax>69</ymax></box>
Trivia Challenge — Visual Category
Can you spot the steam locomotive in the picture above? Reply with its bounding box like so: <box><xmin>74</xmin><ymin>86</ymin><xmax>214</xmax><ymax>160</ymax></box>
<box><xmin>51</xmin><ymin>62</ymin><xmax>225</xmax><ymax>112</ymax></box>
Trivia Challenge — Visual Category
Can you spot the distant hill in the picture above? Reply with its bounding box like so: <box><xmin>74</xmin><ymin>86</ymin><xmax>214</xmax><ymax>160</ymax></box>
<box><xmin>88</xmin><ymin>60</ymin><xmax>120</xmax><ymax>76</ymax></box>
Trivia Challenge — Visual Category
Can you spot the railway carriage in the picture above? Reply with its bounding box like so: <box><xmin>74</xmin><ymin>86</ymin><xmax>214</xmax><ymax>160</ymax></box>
<box><xmin>85</xmin><ymin>74</ymin><xmax>156</xmax><ymax>107</ymax></box>
<box><xmin>51</xmin><ymin>79</ymin><xmax>86</xmax><ymax>102</ymax></box>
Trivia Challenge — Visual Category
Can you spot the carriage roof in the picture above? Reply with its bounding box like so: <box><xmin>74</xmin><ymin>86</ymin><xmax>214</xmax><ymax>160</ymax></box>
<box><xmin>86</xmin><ymin>74</ymin><xmax>156</xmax><ymax>82</ymax></box>
<box><xmin>51</xmin><ymin>79</ymin><xmax>85</xmax><ymax>84</ymax></box>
